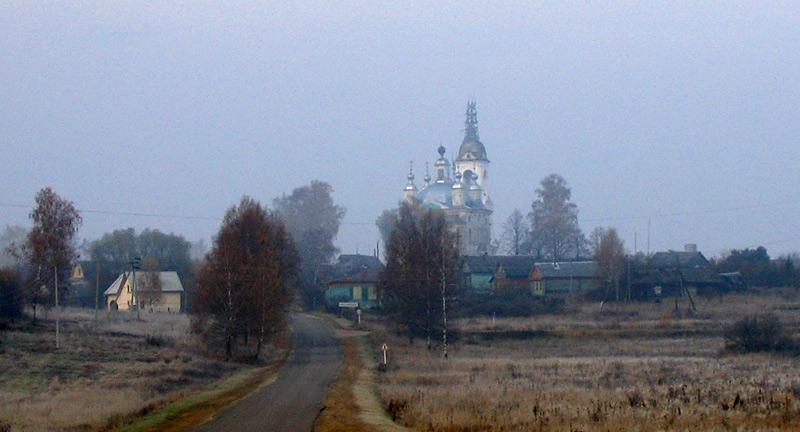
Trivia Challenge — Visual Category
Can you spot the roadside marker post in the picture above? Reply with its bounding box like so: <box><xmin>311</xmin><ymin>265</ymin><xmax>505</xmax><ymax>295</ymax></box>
<box><xmin>381</xmin><ymin>343</ymin><xmax>388</xmax><ymax>365</ymax></box>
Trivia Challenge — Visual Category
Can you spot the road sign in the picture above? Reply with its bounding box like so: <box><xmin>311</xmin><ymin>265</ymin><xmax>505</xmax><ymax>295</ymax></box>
<box><xmin>338</xmin><ymin>302</ymin><xmax>359</xmax><ymax>308</ymax></box>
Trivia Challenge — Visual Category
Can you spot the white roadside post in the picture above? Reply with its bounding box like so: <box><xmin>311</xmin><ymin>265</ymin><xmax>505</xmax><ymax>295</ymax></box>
<box><xmin>381</xmin><ymin>342</ymin><xmax>388</xmax><ymax>365</ymax></box>
<box><xmin>356</xmin><ymin>308</ymin><xmax>362</xmax><ymax>325</ymax></box>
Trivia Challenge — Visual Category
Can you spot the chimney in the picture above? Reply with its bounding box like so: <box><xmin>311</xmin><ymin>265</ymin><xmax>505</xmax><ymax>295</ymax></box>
<box><xmin>684</xmin><ymin>244</ymin><xmax>697</xmax><ymax>253</ymax></box>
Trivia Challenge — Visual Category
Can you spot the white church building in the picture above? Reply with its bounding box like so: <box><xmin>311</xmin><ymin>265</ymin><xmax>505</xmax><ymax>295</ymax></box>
<box><xmin>402</xmin><ymin>101</ymin><xmax>494</xmax><ymax>256</ymax></box>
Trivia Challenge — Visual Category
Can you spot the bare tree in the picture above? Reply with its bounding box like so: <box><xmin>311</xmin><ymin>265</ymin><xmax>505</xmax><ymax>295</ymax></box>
<box><xmin>1</xmin><ymin>225</ymin><xmax>28</xmax><ymax>268</ymax></box>
<box><xmin>137</xmin><ymin>256</ymin><xmax>163</xmax><ymax>311</ymax></box>
<box><xmin>273</xmin><ymin>181</ymin><xmax>345</xmax><ymax>309</ymax></box>
<box><xmin>380</xmin><ymin>204</ymin><xmax>460</xmax><ymax>348</ymax></box>
<box><xmin>587</xmin><ymin>226</ymin><xmax>607</xmax><ymax>256</ymax></box>
<box><xmin>528</xmin><ymin>174</ymin><xmax>583</xmax><ymax>261</ymax></box>
<box><xmin>594</xmin><ymin>228</ymin><xmax>626</xmax><ymax>302</ymax></box>
<box><xmin>500</xmin><ymin>209</ymin><xmax>528</xmax><ymax>255</ymax></box>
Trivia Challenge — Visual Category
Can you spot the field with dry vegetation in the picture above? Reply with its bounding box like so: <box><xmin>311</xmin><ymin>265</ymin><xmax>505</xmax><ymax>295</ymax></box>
<box><xmin>371</xmin><ymin>292</ymin><xmax>800</xmax><ymax>431</ymax></box>
<box><xmin>0</xmin><ymin>307</ymin><xmax>285</xmax><ymax>432</ymax></box>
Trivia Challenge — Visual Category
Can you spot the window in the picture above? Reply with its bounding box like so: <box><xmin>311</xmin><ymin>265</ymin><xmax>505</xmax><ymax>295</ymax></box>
<box><xmin>352</xmin><ymin>286</ymin><xmax>362</xmax><ymax>300</ymax></box>
<box><xmin>367</xmin><ymin>286</ymin><xmax>377</xmax><ymax>300</ymax></box>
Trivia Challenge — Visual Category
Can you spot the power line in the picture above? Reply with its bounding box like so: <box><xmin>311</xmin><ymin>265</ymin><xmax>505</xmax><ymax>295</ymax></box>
<box><xmin>1</xmin><ymin>202</ymin><xmax>375</xmax><ymax>225</ymax></box>
<box><xmin>4</xmin><ymin>200</ymin><xmax>799</xmax><ymax>227</ymax></box>
<box><xmin>582</xmin><ymin>201</ymin><xmax>800</xmax><ymax>223</ymax></box>
<box><xmin>1</xmin><ymin>202</ymin><xmax>222</xmax><ymax>221</ymax></box>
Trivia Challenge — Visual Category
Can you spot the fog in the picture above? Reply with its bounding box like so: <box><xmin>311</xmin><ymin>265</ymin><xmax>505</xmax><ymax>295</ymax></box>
<box><xmin>2</xmin><ymin>2</ymin><xmax>799</xmax><ymax>258</ymax></box>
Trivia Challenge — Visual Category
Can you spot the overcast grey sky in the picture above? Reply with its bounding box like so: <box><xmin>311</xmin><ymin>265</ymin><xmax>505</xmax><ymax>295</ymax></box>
<box><xmin>2</xmin><ymin>2</ymin><xmax>799</xmax><ymax>259</ymax></box>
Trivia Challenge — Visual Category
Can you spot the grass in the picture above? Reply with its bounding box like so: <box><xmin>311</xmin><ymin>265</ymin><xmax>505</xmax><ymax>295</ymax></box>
<box><xmin>315</xmin><ymin>336</ymin><xmax>374</xmax><ymax>432</ymax></box>
<box><xmin>0</xmin><ymin>307</ymin><xmax>288</xmax><ymax>432</ymax></box>
<box><xmin>109</xmin><ymin>363</ymin><xmax>282</xmax><ymax>432</ymax></box>
<box><xmin>314</xmin><ymin>314</ymin><xmax>409</xmax><ymax>432</ymax></box>
<box><xmin>369</xmin><ymin>291</ymin><xmax>800</xmax><ymax>431</ymax></box>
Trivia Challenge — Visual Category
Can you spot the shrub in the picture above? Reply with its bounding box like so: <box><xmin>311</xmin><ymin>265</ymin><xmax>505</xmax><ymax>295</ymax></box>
<box><xmin>0</xmin><ymin>269</ymin><xmax>23</xmax><ymax>321</ymax></box>
<box><xmin>144</xmin><ymin>333</ymin><xmax>171</xmax><ymax>347</ymax></box>
<box><xmin>724</xmin><ymin>314</ymin><xmax>797</xmax><ymax>354</ymax></box>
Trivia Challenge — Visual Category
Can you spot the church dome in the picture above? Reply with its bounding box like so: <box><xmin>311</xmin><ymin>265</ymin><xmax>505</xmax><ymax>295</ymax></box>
<box><xmin>457</xmin><ymin>137</ymin><xmax>487</xmax><ymax>162</ymax></box>
<box><xmin>418</xmin><ymin>182</ymin><xmax>452</xmax><ymax>205</ymax></box>
<box><xmin>456</xmin><ymin>100</ymin><xmax>488</xmax><ymax>162</ymax></box>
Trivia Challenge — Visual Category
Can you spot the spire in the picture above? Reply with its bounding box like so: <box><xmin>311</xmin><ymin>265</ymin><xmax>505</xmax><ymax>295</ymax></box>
<box><xmin>464</xmin><ymin>100</ymin><xmax>479</xmax><ymax>141</ymax></box>
<box><xmin>404</xmin><ymin>161</ymin><xmax>417</xmax><ymax>191</ymax></box>
<box><xmin>424</xmin><ymin>162</ymin><xmax>431</xmax><ymax>185</ymax></box>
<box><xmin>403</xmin><ymin>161</ymin><xmax>418</xmax><ymax>204</ymax></box>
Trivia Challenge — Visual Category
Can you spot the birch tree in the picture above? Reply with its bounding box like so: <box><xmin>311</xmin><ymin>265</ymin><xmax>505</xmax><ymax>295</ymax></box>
<box><xmin>193</xmin><ymin>197</ymin><xmax>297</xmax><ymax>358</ymax></box>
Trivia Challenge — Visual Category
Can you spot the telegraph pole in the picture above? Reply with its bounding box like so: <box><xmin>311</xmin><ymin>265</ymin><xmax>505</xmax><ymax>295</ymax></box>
<box><xmin>441</xmin><ymin>231</ymin><xmax>448</xmax><ymax>359</ymax></box>
<box><xmin>54</xmin><ymin>265</ymin><xmax>60</xmax><ymax>348</ymax></box>
<box><xmin>94</xmin><ymin>261</ymin><xmax>100</xmax><ymax>329</ymax></box>
<box><xmin>130</xmin><ymin>258</ymin><xmax>141</xmax><ymax>320</ymax></box>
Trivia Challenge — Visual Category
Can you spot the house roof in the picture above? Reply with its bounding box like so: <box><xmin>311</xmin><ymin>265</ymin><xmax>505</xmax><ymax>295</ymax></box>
<box><xmin>327</xmin><ymin>269</ymin><xmax>382</xmax><ymax>285</ymax></box>
<box><xmin>326</xmin><ymin>254</ymin><xmax>384</xmax><ymax>282</ymax></box>
<box><xmin>462</xmin><ymin>255</ymin><xmax>500</xmax><ymax>273</ymax></box>
<box><xmin>104</xmin><ymin>271</ymin><xmax>184</xmax><ymax>296</ymax></box>
<box><xmin>534</xmin><ymin>261</ymin><xmax>597</xmax><ymax>279</ymax></box>
<box><xmin>496</xmin><ymin>256</ymin><xmax>538</xmax><ymax>279</ymax></box>
<box><xmin>650</xmin><ymin>251</ymin><xmax>710</xmax><ymax>269</ymax></box>
<box><xmin>337</xmin><ymin>254</ymin><xmax>383</xmax><ymax>269</ymax></box>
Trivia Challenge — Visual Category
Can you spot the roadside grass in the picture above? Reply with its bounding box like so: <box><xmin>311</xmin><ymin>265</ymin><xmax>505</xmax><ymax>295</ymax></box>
<box><xmin>0</xmin><ymin>307</ymin><xmax>288</xmax><ymax>432</ymax></box>
<box><xmin>315</xmin><ymin>336</ymin><xmax>373</xmax><ymax>432</ymax></box>
<box><xmin>314</xmin><ymin>312</ymin><xmax>409</xmax><ymax>432</ymax></box>
<box><xmin>108</xmin><ymin>362</ymin><xmax>283</xmax><ymax>432</ymax></box>
<box><xmin>371</xmin><ymin>292</ymin><xmax>800</xmax><ymax>431</ymax></box>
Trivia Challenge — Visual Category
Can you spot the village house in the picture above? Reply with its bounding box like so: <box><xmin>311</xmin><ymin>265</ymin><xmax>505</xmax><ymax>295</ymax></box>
<box><xmin>529</xmin><ymin>261</ymin><xmax>600</xmax><ymax>297</ymax></box>
<box><xmin>493</xmin><ymin>256</ymin><xmax>537</xmax><ymax>294</ymax></box>
<box><xmin>323</xmin><ymin>254</ymin><xmax>384</xmax><ymax>310</ymax></box>
<box><xmin>646</xmin><ymin>247</ymin><xmax>726</xmax><ymax>296</ymax></box>
<box><xmin>461</xmin><ymin>255</ymin><xmax>500</xmax><ymax>295</ymax></box>
<box><xmin>104</xmin><ymin>271</ymin><xmax>184</xmax><ymax>313</ymax></box>
<box><xmin>324</xmin><ymin>269</ymin><xmax>382</xmax><ymax>310</ymax></box>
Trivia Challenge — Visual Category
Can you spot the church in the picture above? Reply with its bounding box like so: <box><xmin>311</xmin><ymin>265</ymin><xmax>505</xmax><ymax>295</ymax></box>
<box><xmin>401</xmin><ymin>101</ymin><xmax>494</xmax><ymax>256</ymax></box>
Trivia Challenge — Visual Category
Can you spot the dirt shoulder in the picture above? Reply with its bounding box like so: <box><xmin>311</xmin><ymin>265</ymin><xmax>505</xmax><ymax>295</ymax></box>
<box><xmin>314</xmin><ymin>314</ymin><xmax>410</xmax><ymax>432</ymax></box>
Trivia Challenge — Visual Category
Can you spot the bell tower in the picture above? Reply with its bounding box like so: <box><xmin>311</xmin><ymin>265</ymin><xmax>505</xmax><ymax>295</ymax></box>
<box><xmin>455</xmin><ymin>101</ymin><xmax>490</xmax><ymax>207</ymax></box>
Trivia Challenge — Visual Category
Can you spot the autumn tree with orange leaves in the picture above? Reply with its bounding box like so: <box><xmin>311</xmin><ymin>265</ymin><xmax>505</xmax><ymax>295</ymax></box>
<box><xmin>192</xmin><ymin>197</ymin><xmax>298</xmax><ymax>359</ymax></box>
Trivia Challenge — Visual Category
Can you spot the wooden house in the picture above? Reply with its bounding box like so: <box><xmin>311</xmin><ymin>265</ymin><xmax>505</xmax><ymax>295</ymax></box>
<box><xmin>529</xmin><ymin>261</ymin><xmax>599</xmax><ymax>296</ymax></box>
<box><xmin>324</xmin><ymin>269</ymin><xmax>382</xmax><ymax>309</ymax></box>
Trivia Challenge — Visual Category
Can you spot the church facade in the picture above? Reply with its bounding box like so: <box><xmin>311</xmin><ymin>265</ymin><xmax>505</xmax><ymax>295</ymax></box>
<box><xmin>402</xmin><ymin>102</ymin><xmax>494</xmax><ymax>256</ymax></box>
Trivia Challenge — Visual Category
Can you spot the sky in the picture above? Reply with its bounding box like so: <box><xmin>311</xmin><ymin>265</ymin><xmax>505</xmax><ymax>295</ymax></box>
<box><xmin>2</xmin><ymin>1</ymin><xmax>800</xmax><ymax>260</ymax></box>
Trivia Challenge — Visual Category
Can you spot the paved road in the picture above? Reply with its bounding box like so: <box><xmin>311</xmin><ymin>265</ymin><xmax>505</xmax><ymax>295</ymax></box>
<box><xmin>188</xmin><ymin>313</ymin><xmax>342</xmax><ymax>432</ymax></box>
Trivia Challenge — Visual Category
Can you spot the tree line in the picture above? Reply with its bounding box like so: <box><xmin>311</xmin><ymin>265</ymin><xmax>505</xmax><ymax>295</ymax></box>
<box><xmin>1</xmin><ymin>182</ymin><xmax>345</xmax><ymax>360</ymax></box>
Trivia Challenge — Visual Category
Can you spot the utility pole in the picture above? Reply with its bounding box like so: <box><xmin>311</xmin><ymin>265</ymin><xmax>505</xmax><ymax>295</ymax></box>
<box><xmin>130</xmin><ymin>258</ymin><xmax>141</xmax><ymax>320</ymax></box>
<box><xmin>441</xmin><ymin>230</ymin><xmax>448</xmax><ymax>359</ymax></box>
<box><xmin>94</xmin><ymin>261</ymin><xmax>100</xmax><ymax>329</ymax></box>
<box><xmin>54</xmin><ymin>265</ymin><xmax>60</xmax><ymax>348</ymax></box>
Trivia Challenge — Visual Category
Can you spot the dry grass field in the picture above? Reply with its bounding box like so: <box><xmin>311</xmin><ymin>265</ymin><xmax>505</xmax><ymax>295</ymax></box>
<box><xmin>371</xmin><ymin>292</ymin><xmax>800</xmax><ymax>431</ymax></box>
<box><xmin>0</xmin><ymin>307</ymin><xmax>267</xmax><ymax>432</ymax></box>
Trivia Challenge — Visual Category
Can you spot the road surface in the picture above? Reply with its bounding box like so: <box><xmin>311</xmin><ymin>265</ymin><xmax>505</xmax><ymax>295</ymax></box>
<box><xmin>187</xmin><ymin>313</ymin><xmax>342</xmax><ymax>432</ymax></box>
